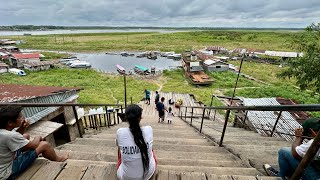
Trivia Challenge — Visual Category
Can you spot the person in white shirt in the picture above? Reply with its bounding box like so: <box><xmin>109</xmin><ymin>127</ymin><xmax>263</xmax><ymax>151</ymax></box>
<box><xmin>116</xmin><ymin>104</ymin><xmax>157</xmax><ymax>180</ymax></box>
<box><xmin>263</xmin><ymin>118</ymin><xmax>320</xmax><ymax>180</ymax></box>
<box><xmin>166</xmin><ymin>107</ymin><xmax>174</xmax><ymax>124</ymax></box>
<box><xmin>0</xmin><ymin>106</ymin><xmax>68</xmax><ymax>180</ymax></box>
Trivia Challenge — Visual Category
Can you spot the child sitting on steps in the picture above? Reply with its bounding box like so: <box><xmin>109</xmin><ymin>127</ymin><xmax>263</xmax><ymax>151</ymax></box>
<box><xmin>167</xmin><ymin>107</ymin><xmax>174</xmax><ymax>124</ymax></box>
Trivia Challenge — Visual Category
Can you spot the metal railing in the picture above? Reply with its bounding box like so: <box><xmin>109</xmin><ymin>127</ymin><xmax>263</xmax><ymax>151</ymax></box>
<box><xmin>0</xmin><ymin>103</ymin><xmax>124</xmax><ymax>138</ymax></box>
<box><xmin>178</xmin><ymin>104</ymin><xmax>320</xmax><ymax>180</ymax></box>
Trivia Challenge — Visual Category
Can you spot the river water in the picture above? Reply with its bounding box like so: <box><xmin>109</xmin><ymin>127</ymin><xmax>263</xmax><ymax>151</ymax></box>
<box><xmin>0</xmin><ymin>29</ymin><xmax>188</xmax><ymax>36</ymax></box>
<box><xmin>75</xmin><ymin>53</ymin><xmax>181</xmax><ymax>73</ymax></box>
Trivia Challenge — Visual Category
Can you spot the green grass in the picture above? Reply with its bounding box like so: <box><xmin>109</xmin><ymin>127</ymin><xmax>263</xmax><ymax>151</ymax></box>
<box><xmin>160</xmin><ymin>69</ymin><xmax>261</xmax><ymax>106</ymax></box>
<box><xmin>41</xmin><ymin>52</ymin><xmax>69</xmax><ymax>60</ymax></box>
<box><xmin>0</xmin><ymin>68</ymin><xmax>158</xmax><ymax>104</ymax></box>
<box><xmin>4</xmin><ymin>30</ymin><xmax>299</xmax><ymax>53</ymax></box>
<box><xmin>231</xmin><ymin>60</ymin><xmax>296</xmax><ymax>86</ymax></box>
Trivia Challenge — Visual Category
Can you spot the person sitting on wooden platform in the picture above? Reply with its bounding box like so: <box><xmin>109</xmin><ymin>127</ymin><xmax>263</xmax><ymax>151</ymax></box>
<box><xmin>0</xmin><ymin>106</ymin><xmax>68</xmax><ymax>180</ymax></box>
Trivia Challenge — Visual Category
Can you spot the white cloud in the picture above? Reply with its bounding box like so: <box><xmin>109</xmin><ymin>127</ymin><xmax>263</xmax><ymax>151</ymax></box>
<box><xmin>0</xmin><ymin>0</ymin><xmax>319</xmax><ymax>27</ymax></box>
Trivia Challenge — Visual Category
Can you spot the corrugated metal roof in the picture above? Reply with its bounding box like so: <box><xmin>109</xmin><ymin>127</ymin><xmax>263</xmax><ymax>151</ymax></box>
<box><xmin>19</xmin><ymin>92</ymin><xmax>79</xmax><ymax>124</ymax></box>
<box><xmin>239</xmin><ymin>97</ymin><xmax>302</xmax><ymax>141</ymax></box>
<box><xmin>12</xmin><ymin>53</ymin><xmax>40</xmax><ymax>59</ymax></box>
<box><xmin>0</xmin><ymin>84</ymin><xmax>80</xmax><ymax>103</ymax></box>
<box><xmin>265</xmin><ymin>51</ymin><xmax>298</xmax><ymax>58</ymax></box>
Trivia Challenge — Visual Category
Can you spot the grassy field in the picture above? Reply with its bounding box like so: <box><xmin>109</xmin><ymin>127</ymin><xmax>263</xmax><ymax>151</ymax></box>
<box><xmin>0</xmin><ymin>68</ymin><xmax>158</xmax><ymax>104</ymax></box>
<box><xmin>5</xmin><ymin>30</ymin><xmax>299</xmax><ymax>53</ymax></box>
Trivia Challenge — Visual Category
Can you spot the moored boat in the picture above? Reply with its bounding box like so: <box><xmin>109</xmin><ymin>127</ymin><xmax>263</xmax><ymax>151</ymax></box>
<box><xmin>116</xmin><ymin>64</ymin><xmax>126</xmax><ymax>75</ymax></box>
<box><xmin>134</xmin><ymin>65</ymin><xmax>150</xmax><ymax>75</ymax></box>
<box><xmin>69</xmin><ymin>61</ymin><xmax>91</xmax><ymax>68</ymax></box>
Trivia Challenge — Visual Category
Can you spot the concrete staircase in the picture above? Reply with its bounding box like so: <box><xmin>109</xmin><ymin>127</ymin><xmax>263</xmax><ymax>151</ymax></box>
<box><xmin>188</xmin><ymin>117</ymin><xmax>291</xmax><ymax>174</ymax></box>
<box><xmin>18</xmin><ymin>92</ymin><xmax>283</xmax><ymax>179</ymax></box>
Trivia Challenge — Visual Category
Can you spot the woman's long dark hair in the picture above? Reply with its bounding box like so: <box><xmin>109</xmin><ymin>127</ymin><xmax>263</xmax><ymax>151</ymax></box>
<box><xmin>125</xmin><ymin>104</ymin><xmax>149</xmax><ymax>173</ymax></box>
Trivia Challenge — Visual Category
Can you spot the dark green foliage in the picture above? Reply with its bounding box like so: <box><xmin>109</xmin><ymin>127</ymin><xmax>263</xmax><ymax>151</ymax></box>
<box><xmin>279</xmin><ymin>23</ymin><xmax>320</xmax><ymax>92</ymax></box>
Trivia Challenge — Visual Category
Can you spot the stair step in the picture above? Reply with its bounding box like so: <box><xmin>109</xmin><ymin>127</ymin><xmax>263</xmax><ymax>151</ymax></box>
<box><xmin>157</xmin><ymin>165</ymin><xmax>261</xmax><ymax>176</ymax></box>
<box><xmin>89</xmin><ymin>133</ymin><xmax>204</xmax><ymax>139</ymax></box>
<box><xmin>72</xmin><ymin>137</ymin><xmax>215</xmax><ymax>146</ymax></box>
<box><xmin>58</xmin><ymin>147</ymin><xmax>239</xmax><ymax>161</ymax></box>
<box><xmin>69</xmin><ymin>140</ymin><xmax>220</xmax><ymax>153</ymax></box>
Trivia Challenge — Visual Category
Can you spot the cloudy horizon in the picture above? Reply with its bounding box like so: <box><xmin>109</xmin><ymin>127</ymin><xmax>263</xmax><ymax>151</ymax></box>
<box><xmin>1</xmin><ymin>0</ymin><xmax>319</xmax><ymax>28</ymax></box>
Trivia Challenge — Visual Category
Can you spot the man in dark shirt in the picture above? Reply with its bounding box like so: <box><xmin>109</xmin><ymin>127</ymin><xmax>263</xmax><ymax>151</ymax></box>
<box><xmin>156</xmin><ymin>97</ymin><xmax>166</xmax><ymax>123</ymax></box>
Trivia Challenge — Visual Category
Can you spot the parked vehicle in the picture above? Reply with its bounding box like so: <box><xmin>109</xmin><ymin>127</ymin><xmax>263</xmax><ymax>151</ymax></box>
<box><xmin>9</xmin><ymin>68</ymin><xmax>27</xmax><ymax>76</ymax></box>
<box><xmin>69</xmin><ymin>61</ymin><xmax>91</xmax><ymax>68</ymax></box>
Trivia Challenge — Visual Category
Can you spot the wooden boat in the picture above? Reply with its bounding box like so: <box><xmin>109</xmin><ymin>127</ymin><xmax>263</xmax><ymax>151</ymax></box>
<box><xmin>134</xmin><ymin>65</ymin><xmax>150</xmax><ymax>75</ymax></box>
<box><xmin>116</xmin><ymin>64</ymin><xmax>126</xmax><ymax>75</ymax></box>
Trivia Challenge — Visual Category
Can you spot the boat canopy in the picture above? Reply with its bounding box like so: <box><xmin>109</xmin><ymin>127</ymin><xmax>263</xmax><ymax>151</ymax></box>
<box><xmin>135</xmin><ymin>65</ymin><xmax>149</xmax><ymax>71</ymax></box>
<box><xmin>116</xmin><ymin>64</ymin><xmax>125</xmax><ymax>71</ymax></box>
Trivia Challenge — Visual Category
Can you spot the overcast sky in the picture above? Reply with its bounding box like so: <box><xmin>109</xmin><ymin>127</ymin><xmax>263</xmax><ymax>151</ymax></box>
<box><xmin>1</xmin><ymin>0</ymin><xmax>319</xmax><ymax>28</ymax></box>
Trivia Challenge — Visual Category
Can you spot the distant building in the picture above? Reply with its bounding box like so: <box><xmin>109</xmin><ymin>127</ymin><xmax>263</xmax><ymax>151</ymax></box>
<box><xmin>0</xmin><ymin>62</ymin><xmax>9</xmax><ymax>73</ymax></box>
<box><xmin>23</xmin><ymin>60</ymin><xmax>57</xmax><ymax>71</ymax></box>
<box><xmin>0</xmin><ymin>84</ymin><xmax>83</xmax><ymax>147</ymax></box>
<box><xmin>203</xmin><ymin>59</ymin><xmax>229</xmax><ymax>72</ymax></box>
<box><xmin>0</xmin><ymin>39</ymin><xmax>16</xmax><ymax>45</ymax></box>
<box><xmin>11</xmin><ymin>53</ymin><xmax>41</xmax><ymax>68</ymax></box>
<box><xmin>2</xmin><ymin>46</ymin><xmax>20</xmax><ymax>53</ymax></box>
<box><xmin>206</xmin><ymin>46</ymin><xmax>228</xmax><ymax>54</ymax></box>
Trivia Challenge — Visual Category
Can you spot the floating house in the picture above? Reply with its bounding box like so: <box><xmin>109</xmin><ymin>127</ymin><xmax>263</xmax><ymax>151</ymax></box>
<box><xmin>182</xmin><ymin>52</ymin><xmax>213</xmax><ymax>85</ymax></box>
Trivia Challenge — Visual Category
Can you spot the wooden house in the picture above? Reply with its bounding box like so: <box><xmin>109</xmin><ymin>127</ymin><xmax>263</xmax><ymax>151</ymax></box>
<box><xmin>0</xmin><ymin>62</ymin><xmax>9</xmax><ymax>73</ymax></box>
<box><xmin>203</xmin><ymin>59</ymin><xmax>229</xmax><ymax>72</ymax></box>
<box><xmin>0</xmin><ymin>84</ymin><xmax>83</xmax><ymax>147</ymax></box>
<box><xmin>23</xmin><ymin>61</ymin><xmax>56</xmax><ymax>71</ymax></box>
<box><xmin>11</xmin><ymin>53</ymin><xmax>41</xmax><ymax>68</ymax></box>
<box><xmin>206</xmin><ymin>46</ymin><xmax>228</xmax><ymax>54</ymax></box>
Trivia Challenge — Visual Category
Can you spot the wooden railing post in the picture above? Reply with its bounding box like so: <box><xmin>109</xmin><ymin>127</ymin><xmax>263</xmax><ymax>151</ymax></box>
<box><xmin>184</xmin><ymin>107</ymin><xmax>187</xmax><ymax>121</ymax></box>
<box><xmin>72</xmin><ymin>105</ymin><xmax>83</xmax><ymax>138</ymax></box>
<box><xmin>190</xmin><ymin>108</ymin><xmax>194</xmax><ymax>125</ymax></box>
<box><xmin>219</xmin><ymin>110</ymin><xmax>230</xmax><ymax>146</ymax></box>
<box><xmin>291</xmin><ymin>132</ymin><xmax>320</xmax><ymax>180</ymax></box>
<box><xmin>271</xmin><ymin>111</ymin><xmax>282</xmax><ymax>137</ymax></box>
<box><xmin>200</xmin><ymin>108</ymin><xmax>206</xmax><ymax>133</ymax></box>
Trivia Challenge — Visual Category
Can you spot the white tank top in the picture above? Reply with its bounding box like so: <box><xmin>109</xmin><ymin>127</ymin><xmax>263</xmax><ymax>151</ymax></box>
<box><xmin>116</xmin><ymin>126</ymin><xmax>156</xmax><ymax>180</ymax></box>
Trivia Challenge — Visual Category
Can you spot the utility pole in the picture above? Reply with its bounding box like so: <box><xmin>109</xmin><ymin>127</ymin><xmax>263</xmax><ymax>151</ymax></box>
<box><xmin>124</xmin><ymin>74</ymin><xmax>127</xmax><ymax>108</ymax></box>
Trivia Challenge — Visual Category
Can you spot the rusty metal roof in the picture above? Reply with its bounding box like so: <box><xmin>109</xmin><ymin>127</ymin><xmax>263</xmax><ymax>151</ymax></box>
<box><xmin>12</xmin><ymin>53</ymin><xmax>40</xmax><ymax>59</ymax></box>
<box><xmin>0</xmin><ymin>84</ymin><xmax>81</xmax><ymax>103</ymax></box>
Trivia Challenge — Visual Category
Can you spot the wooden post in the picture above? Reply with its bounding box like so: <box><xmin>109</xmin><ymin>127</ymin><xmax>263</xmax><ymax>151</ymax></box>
<box><xmin>200</xmin><ymin>108</ymin><xmax>206</xmax><ymax>133</ymax></box>
<box><xmin>271</xmin><ymin>111</ymin><xmax>282</xmax><ymax>137</ymax></box>
<box><xmin>190</xmin><ymin>108</ymin><xmax>194</xmax><ymax>125</ymax></box>
<box><xmin>184</xmin><ymin>107</ymin><xmax>187</xmax><ymax>121</ymax></box>
<box><xmin>124</xmin><ymin>75</ymin><xmax>127</xmax><ymax>108</ymax></box>
<box><xmin>72</xmin><ymin>106</ymin><xmax>83</xmax><ymax>138</ymax></box>
<box><xmin>291</xmin><ymin>132</ymin><xmax>320</xmax><ymax>179</ymax></box>
<box><xmin>219</xmin><ymin>110</ymin><xmax>230</xmax><ymax>146</ymax></box>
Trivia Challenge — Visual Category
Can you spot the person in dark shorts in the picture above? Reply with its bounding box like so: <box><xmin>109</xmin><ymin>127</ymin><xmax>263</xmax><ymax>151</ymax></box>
<box><xmin>144</xmin><ymin>89</ymin><xmax>151</xmax><ymax>105</ymax></box>
<box><xmin>0</xmin><ymin>106</ymin><xmax>69</xmax><ymax>180</ymax></box>
<box><xmin>156</xmin><ymin>97</ymin><xmax>166</xmax><ymax>123</ymax></box>
<box><xmin>154</xmin><ymin>91</ymin><xmax>159</xmax><ymax>105</ymax></box>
